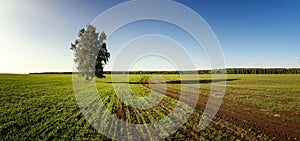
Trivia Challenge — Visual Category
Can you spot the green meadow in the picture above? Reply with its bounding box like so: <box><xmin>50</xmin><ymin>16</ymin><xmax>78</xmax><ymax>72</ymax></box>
<box><xmin>1</xmin><ymin>74</ymin><xmax>299</xmax><ymax>140</ymax></box>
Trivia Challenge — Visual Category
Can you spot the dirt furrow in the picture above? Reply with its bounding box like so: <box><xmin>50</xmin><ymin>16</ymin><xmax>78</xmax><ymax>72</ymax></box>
<box><xmin>142</xmin><ymin>83</ymin><xmax>300</xmax><ymax>140</ymax></box>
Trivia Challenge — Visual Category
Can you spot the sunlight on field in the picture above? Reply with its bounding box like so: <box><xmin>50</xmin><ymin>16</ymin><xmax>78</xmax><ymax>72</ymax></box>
<box><xmin>1</xmin><ymin>74</ymin><xmax>300</xmax><ymax>140</ymax></box>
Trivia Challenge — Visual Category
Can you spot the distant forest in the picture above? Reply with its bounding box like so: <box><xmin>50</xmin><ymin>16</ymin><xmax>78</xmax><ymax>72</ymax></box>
<box><xmin>225</xmin><ymin>68</ymin><xmax>300</xmax><ymax>74</ymax></box>
<box><xmin>107</xmin><ymin>68</ymin><xmax>300</xmax><ymax>74</ymax></box>
<box><xmin>30</xmin><ymin>68</ymin><xmax>300</xmax><ymax>75</ymax></box>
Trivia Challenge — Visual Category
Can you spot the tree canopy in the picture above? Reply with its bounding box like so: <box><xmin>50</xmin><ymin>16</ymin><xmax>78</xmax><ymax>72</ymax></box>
<box><xmin>70</xmin><ymin>25</ymin><xmax>110</xmax><ymax>80</ymax></box>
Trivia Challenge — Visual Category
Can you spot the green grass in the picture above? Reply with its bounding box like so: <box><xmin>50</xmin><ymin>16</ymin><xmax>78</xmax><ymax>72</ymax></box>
<box><xmin>157</xmin><ymin>74</ymin><xmax>300</xmax><ymax>120</ymax></box>
<box><xmin>2</xmin><ymin>74</ymin><xmax>298</xmax><ymax>140</ymax></box>
<box><xmin>0</xmin><ymin>74</ymin><xmax>108</xmax><ymax>140</ymax></box>
<box><xmin>223</xmin><ymin>74</ymin><xmax>300</xmax><ymax>122</ymax></box>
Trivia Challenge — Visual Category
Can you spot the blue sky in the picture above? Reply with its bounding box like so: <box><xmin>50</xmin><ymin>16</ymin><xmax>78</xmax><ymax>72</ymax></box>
<box><xmin>0</xmin><ymin>0</ymin><xmax>299</xmax><ymax>73</ymax></box>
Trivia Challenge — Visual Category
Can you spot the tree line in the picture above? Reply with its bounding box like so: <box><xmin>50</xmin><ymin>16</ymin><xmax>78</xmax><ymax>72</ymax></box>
<box><xmin>30</xmin><ymin>68</ymin><xmax>300</xmax><ymax>75</ymax></box>
<box><xmin>104</xmin><ymin>68</ymin><xmax>300</xmax><ymax>74</ymax></box>
<box><xmin>225</xmin><ymin>68</ymin><xmax>300</xmax><ymax>74</ymax></box>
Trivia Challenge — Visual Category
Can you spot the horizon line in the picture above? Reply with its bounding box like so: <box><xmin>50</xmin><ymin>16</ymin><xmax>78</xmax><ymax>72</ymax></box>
<box><xmin>1</xmin><ymin>67</ymin><xmax>300</xmax><ymax>74</ymax></box>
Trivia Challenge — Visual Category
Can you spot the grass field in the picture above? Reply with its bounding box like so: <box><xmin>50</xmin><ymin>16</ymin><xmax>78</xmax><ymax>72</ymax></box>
<box><xmin>0</xmin><ymin>74</ymin><xmax>299</xmax><ymax>140</ymax></box>
<box><xmin>161</xmin><ymin>74</ymin><xmax>300</xmax><ymax>119</ymax></box>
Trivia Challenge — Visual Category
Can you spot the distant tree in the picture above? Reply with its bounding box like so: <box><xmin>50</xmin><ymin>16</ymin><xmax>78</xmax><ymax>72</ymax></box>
<box><xmin>70</xmin><ymin>25</ymin><xmax>110</xmax><ymax>80</ymax></box>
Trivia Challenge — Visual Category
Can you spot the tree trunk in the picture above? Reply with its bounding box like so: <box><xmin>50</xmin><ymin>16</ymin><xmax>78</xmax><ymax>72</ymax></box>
<box><xmin>86</xmin><ymin>72</ymin><xmax>89</xmax><ymax>80</ymax></box>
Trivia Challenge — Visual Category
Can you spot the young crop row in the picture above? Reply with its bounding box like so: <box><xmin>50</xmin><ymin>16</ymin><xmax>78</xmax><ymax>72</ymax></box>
<box><xmin>0</xmin><ymin>74</ymin><xmax>279</xmax><ymax>140</ymax></box>
<box><xmin>93</xmin><ymin>75</ymin><xmax>271</xmax><ymax>140</ymax></box>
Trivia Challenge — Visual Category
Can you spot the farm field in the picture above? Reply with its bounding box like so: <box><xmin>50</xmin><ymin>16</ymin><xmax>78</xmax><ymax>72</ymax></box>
<box><xmin>145</xmin><ymin>74</ymin><xmax>300</xmax><ymax>140</ymax></box>
<box><xmin>0</xmin><ymin>74</ymin><xmax>299</xmax><ymax>140</ymax></box>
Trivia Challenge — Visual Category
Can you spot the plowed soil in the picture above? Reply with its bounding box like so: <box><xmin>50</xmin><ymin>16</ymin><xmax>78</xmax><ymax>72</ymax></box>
<box><xmin>142</xmin><ymin>82</ymin><xmax>300</xmax><ymax>140</ymax></box>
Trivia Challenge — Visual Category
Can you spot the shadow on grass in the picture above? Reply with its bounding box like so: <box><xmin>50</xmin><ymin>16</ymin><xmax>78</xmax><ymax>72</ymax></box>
<box><xmin>107</xmin><ymin>79</ymin><xmax>239</xmax><ymax>84</ymax></box>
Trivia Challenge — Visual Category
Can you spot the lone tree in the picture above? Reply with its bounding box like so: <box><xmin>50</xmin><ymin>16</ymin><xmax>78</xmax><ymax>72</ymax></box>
<box><xmin>70</xmin><ymin>25</ymin><xmax>110</xmax><ymax>80</ymax></box>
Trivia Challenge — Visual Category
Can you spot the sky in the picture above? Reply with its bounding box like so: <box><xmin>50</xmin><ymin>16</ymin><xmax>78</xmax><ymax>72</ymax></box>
<box><xmin>0</xmin><ymin>0</ymin><xmax>299</xmax><ymax>73</ymax></box>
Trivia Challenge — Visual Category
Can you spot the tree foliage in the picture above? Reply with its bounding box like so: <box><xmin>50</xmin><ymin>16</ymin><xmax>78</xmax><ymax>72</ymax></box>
<box><xmin>70</xmin><ymin>25</ymin><xmax>110</xmax><ymax>80</ymax></box>
<box><xmin>103</xmin><ymin>68</ymin><xmax>300</xmax><ymax>75</ymax></box>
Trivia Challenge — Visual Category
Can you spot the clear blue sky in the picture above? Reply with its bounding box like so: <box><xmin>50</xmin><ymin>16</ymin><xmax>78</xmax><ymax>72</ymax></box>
<box><xmin>0</xmin><ymin>0</ymin><xmax>299</xmax><ymax>73</ymax></box>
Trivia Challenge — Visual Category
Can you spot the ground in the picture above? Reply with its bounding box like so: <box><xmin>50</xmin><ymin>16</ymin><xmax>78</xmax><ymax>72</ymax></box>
<box><xmin>0</xmin><ymin>74</ymin><xmax>299</xmax><ymax>140</ymax></box>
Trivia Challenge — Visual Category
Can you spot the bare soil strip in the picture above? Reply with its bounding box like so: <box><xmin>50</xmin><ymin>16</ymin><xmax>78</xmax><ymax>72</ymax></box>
<box><xmin>142</xmin><ymin>83</ymin><xmax>300</xmax><ymax>140</ymax></box>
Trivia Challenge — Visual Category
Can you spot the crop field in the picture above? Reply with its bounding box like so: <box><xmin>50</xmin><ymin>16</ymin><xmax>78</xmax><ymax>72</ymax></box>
<box><xmin>0</xmin><ymin>74</ymin><xmax>299</xmax><ymax>140</ymax></box>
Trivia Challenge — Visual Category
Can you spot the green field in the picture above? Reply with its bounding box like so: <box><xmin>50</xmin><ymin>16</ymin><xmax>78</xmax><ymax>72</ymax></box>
<box><xmin>1</xmin><ymin>74</ymin><xmax>299</xmax><ymax>140</ymax></box>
